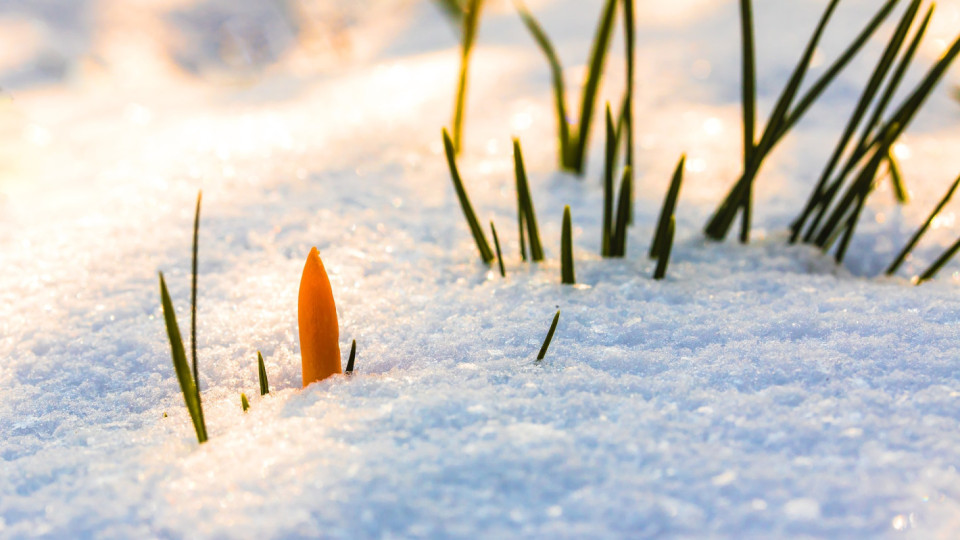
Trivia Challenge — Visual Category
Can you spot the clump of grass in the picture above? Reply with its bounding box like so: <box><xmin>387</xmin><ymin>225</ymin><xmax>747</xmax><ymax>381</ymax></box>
<box><xmin>561</xmin><ymin>205</ymin><xmax>575</xmax><ymax>284</ymax></box>
<box><xmin>452</xmin><ymin>0</ymin><xmax>484</xmax><ymax>154</ymax></box>
<box><xmin>345</xmin><ymin>339</ymin><xmax>357</xmax><ymax>374</ymax></box>
<box><xmin>886</xmin><ymin>173</ymin><xmax>960</xmax><ymax>276</ymax></box>
<box><xmin>704</xmin><ymin>0</ymin><xmax>900</xmax><ymax>243</ymax></box>
<box><xmin>515</xmin><ymin>0</ymin><xmax>617</xmax><ymax>175</ymax></box>
<box><xmin>158</xmin><ymin>190</ymin><xmax>208</xmax><ymax>444</ymax></box>
<box><xmin>257</xmin><ymin>351</ymin><xmax>269</xmax><ymax>396</ymax></box>
<box><xmin>791</xmin><ymin>0</ymin><xmax>929</xmax><ymax>244</ymax></box>
<box><xmin>241</xmin><ymin>393</ymin><xmax>250</xmax><ymax>412</ymax></box>
<box><xmin>443</xmin><ymin>128</ymin><xmax>495</xmax><ymax>264</ymax></box>
<box><xmin>490</xmin><ymin>221</ymin><xmax>506</xmax><ymax>277</ymax></box>
<box><xmin>536</xmin><ymin>310</ymin><xmax>561</xmax><ymax>361</ymax></box>
<box><xmin>514</xmin><ymin>139</ymin><xmax>544</xmax><ymax>261</ymax></box>
<box><xmin>800</xmin><ymin>26</ymin><xmax>960</xmax><ymax>261</ymax></box>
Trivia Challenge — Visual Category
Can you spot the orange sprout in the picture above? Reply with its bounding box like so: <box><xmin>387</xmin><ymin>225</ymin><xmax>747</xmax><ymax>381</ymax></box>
<box><xmin>298</xmin><ymin>247</ymin><xmax>342</xmax><ymax>386</ymax></box>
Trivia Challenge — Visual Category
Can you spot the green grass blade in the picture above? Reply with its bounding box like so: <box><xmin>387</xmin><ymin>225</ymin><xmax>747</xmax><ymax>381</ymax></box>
<box><xmin>653</xmin><ymin>217</ymin><xmax>675</xmax><ymax>280</ymax></box>
<box><xmin>611</xmin><ymin>167</ymin><xmax>632</xmax><ymax>257</ymax></box>
<box><xmin>190</xmin><ymin>191</ymin><xmax>201</xmax><ymax>395</ymax></box>
<box><xmin>622</xmin><ymin>0</ymin><xmax>635</xmax><ymax>219</ymax></box>
<box><xmin>518</xmin><ymin>208</ymin><xmax>527</xmax><ymax>261</ymax></box>
<box><xmin>443</xmin><ymin>128</ymin><xmax>494</xmax><ymax>263</ymax></box>
<box><xmin>515</xmin><ymin>0</ymin><xmax>571</xmax><ymax>165</ymax></box>
<box><xmin>435</xmin><ymin>0</ymin><xmax>464</xmax><ymax>23</ymax></box>
<box><xmin>739</xmin><ymin>0</ymin><xmax>756</xmax><ymax>166</ymax></box>
<box><xmin>536</xmin><ymin>310</ymin><xmax>561</xmax><ymax>361</ymax></box>
<box><xmin>652</xmin><ymin>155</ymin><xmax>685</xmax><ymax>258</ymax></box>
<box><xmin>571</xmin><ymin>0</ymin><xmax>618</xmax><ymax>173</ymax></box>
<box><xmin>917</xmin><ymin>235</ymin><xmax>960</xmax><ymax>284</ymax></box>
<box><xmin>491</xmin><ymin>221</ymin><xmax>506</xmax><ymax>277</ymax></box>
<box><xmin>513</xmin><ymin>139</ymin><xmax>544</xmax><ymax>261</ymax></box>
<box><xmin>241</xmin><ymin>393</ymin><xmax>250</xmax><ymax>412</ymax></box>
<box><xmin>345</xmin><ymin>339</ymin><xmax>357</xmax><ymax>374</ymax></box>
<box><xmin>602</xmin><ymin>104</ymin><xmax>615</xmax><ymax>257</ymax></box>
<box><xmin>452</xmin><ymin>0</ymin><xmax>484</xmax><ymax>154</ymax></box>
<box><xmin>887</xmin><ymin>173</ymin><xmax>960</xmax><ymax>275</ymax></box>
<box><xmin>775</xmin><ymin>0</ymin><xmax>900</xmax><ymax>141</ymax></box>
<box><xmin>159</xmin><ymin>272</ymin><xmax>207</xmax><ymax>443</ymax></box>
<box><xmin>257</xmin><ymin>351</ymin><xmax>269</xmax><ymax>396</ymax></box>
<box><xmin>561</xmin><ymin>206</ymin><xmax>575</xmax><ymax>284</ymax></box>
<box><xmin>814</xmin><ymin>138</ymin><xmax>890</xmax><ymax>248</ymax></box>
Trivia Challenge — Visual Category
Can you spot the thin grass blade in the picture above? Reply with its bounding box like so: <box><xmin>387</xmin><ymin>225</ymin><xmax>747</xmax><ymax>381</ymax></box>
<box><xmin>159</xmin><ymin>272</ymin><xmax>207</xmax><ymax>443</ymax></box>
<box><xmin>571</xmin><ymin>0</ymin><xmax>618</xmax><ymax>173</ymax></box>
<box><xmin>561</xmin><ymin>205</ymin><xmax>575</xmax><ymax>284</ymax></box>
<box><xmin>653</xmin><ymin>217</ymin><xmax>675</xmax><ymax>280</ymax></box>
<box><xmin>513</xmin><ymin>139</ymin><xmax>544</xmax><ymax>261</ymax></box>
<box><xmin>652</xmin><ymin>155</ymin><xmax>685</xmax><ymax>258</ymax></box>
<box><xmin>917</xmin><ymin>236</ymin><xmax>960</xmax><ymax>284</ymax></box>
<box><xmin>887</xmin><ymin>173</ymin><xmax>960</xmax><ymax>275</ymax></box>
<box><xmin>739</xmin><ymin>0</ymin><xmax>756</xmax><ymax>166</ymax></box>
<box><xmin>515</xmin><ymin>0</ymin><xmax>570</xmax><ymax>165</ymax></box>
<box><xmin>887</xmin><ymin>150</ymin><xmax>908</xmax><ymax>203</ymax></box>
<box><xmin>602</xmin><ymin>104</ymin><xmax>615</xmax><ymax>256</ymax></box>
<box><xmin>537</xmin><ymin>310</ymin><xmax>561</xmax><ymax>361</ymax></box>
<box><xmin>491</xmin><ymin>221</ymin><xmax>506</xmax><ymax>277</ymax></box>
<box><xmin>452</xmin><ymin>0</ymin><xmax>484</xmax><ymax>154</ymax></box>
<box><xmin>621</xmin><ymin>0</ymin><xmax>635</xmax><ymax>220</ymax></box>
<box><xmin>443</xmin><ymin>128</ymin><xmax>495</xmax><ymax>263</ymax></box>
<box><xmin>611</xmin><ymin>167</ymin><xmax>632</xmax><ymax>257</ymax></box>
<box><xmin>241</xmin><ymin>393</ymin><xmax>250</xmax><ymax>412</ymax></box>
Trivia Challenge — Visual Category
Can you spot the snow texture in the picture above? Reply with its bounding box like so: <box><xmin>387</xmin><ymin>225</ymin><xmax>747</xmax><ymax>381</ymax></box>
<box><xmin>2</xmin><ymin>0</ymin><xmax>960</xmax><ymax>537</ymax></box>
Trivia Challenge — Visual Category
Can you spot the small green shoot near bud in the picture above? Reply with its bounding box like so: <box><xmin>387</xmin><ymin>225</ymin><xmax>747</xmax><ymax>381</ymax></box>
<box><xmin>561</xmin><ymin>206</ymin><xmax>575</xmax><ymax>284</ymax></box>
<box><xmin>257</xmin><ymin>351</ymin><xmax>269</xmax><ymax>396</ymax></box>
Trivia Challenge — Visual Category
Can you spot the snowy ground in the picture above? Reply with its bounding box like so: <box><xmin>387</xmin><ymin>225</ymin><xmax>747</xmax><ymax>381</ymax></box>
<box><xmin>2</xmin><ymin>0</ymin><xmax>960</xmax><ymax>537</ymax></box>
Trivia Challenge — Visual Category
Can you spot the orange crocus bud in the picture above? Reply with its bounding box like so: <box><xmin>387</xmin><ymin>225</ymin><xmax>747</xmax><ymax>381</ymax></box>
<box><xmin>298</xmin><ymin>246</ymin><xmax>341</xmax><ymax>386</ymax></box>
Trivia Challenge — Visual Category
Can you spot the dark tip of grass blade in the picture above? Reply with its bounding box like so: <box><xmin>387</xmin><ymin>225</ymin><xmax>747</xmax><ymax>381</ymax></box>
<box><xmin>442</xmin><ymin>128</ymin><xmax>495</xmax><ymax>264</ymax></box>
<box><xmin>513</xmin><ymin>139</ymin><xmax>544</xmax><ymax>261</ymax></box>
<box><xmin>561</xmin><ymin>205</ymin><xmax>575</xmax><ymax>284</ymax></box>
<box><xmin>491</xmin><ymin>221</ymin><xmax>506</xmax><ymax>277</ymax></box>
<box><xmin>652</xmin><ymin>155</ymin><xmax>685</xmax><ymax>258</ymax></box>
<box><xmin>452</xmin><ymin>0</ymin><xmax>484</xmax><ymax>154</ymax></box>
<box><xmin>536</xmin><ymin>310</ymin><xmax>561</xmax><ymax>361</ymax></box>
<box><xmin>886</xmin><ymin>150</ymin><xmax>908</xmax><ymax>204</ymax></box>
<box><xmin>345</xmin><ymin>339</ymin><xmax>357</xmax><ymax>374</ymax></box>
<box><xmin>257</xmin><ymin>351</ymin><xmax>269</xmax><ymax>396</ymax></box>
<box><xmin>241</xmin><ymin>393</ymin><xmax>250</xmax><ymax>412</ymax></box>
<box><xmin>887</xmin><ymin>173</ymin><xmax>960</xmax><ymax>275</ymax></box>
<box><xmin>917</xmin><ymin>235</ymin><xmax>960</xmax><ymax>284</ymax></box>
<box><xmin>653</xmin><ymin>217</ymin><xmax>675</xmax><ymax>280</ymax></box>
<box><xmin>159</xmin><ymin>272</ymin><xmax>207</xmax><ymax>444</ymax></box>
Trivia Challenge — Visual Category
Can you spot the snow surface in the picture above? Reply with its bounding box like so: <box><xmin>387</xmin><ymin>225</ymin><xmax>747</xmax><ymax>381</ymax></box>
<box><xmin>2</xmin><ymin>0</ymin><xmax>960</xmax><ymax>537</ymax></box>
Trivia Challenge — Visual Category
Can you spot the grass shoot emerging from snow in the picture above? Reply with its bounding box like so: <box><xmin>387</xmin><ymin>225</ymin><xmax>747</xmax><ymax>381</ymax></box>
<box><xmin>490</xmin><ymin>220</ymin><xmax>506</xmax><ymax>277</ymax></box>
<box><xmin>536</xmin><ymin>310</ymin><xmax>561</xmax><ymax>361</ymax></box>
<box><xmin>514</xmin><ymin>139</ymin><xmax>544</xmax><ymax>262</ymax></box>
<box><xmin>257</xmin><ymin>351</ymin><xmax>270</xmax><ymax>396</ymax></box>
<box><xmin>241</xmin><ymin>393</ymin><xmax>250</xmax><ymax>412</ymax></box>
<box><xmin>887</xmin><ymin>173</ymin><xmax>960</xmax><ymax>276</ymax></box>
<box><xmin>452</xmin><ymin>0</ymin><xmax>484</xmax><ymax>154</ymax></box>
<box><xmin>561</xmin><ymin>205</ymin><xmax>575</xmax><ymax>284</ymax></box>
<box><xmin>345</xmin><ymin>340</ymin><xmax>357</xmax><ymax>374</ymax></box>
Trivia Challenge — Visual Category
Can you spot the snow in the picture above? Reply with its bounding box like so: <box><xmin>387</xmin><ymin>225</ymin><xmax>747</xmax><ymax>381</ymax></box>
<box><xmin>2</xmin><ymin>0</ymin><xmax>960</xmax><ymax>537</ymax></box>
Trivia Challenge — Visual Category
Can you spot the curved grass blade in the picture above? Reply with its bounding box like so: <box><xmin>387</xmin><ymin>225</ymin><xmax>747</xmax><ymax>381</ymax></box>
<box><xmin>887</xmin><ymin>173</ymin><xmax>960</xmax><ymax>275</ymax></box>
<box><xmin>190</xmin><ymin>192</ymin><xmax>205</xmax><ymax>438</ymax></box>
<box><xmin>443</xmin><ymin>128</ymin><xmax>494</xmax><ymax>263</ymax></box>
<box><xmin>241</xmin><ymin>393</ymin><xmax>250</xmax><ymax>412</ymax></box>
<box><xmin>159</xmin><ymin>272</ymin><xmax>208</xmax><ymax>443</ymax></box>
<box><xmin>513</xmin><ymin>139</ymin><xmax>544</xmax><ymax>261</ymax></box>
<box><xmin>515</xmin><ymin>0</ymin><xmax>570</xmax><ymax>165</ymax></box>
<box><xmin>345</xmin><ymin>339</ymin><xmax>357</xmax><ymax>374</ymax></box>
<box><xmin>652</xmin><ymin>155</ymin><xmax>685</xmax><ymax>258</ymax></box>
<box><xmin>257</xmin><ymin>351</ymin><xmax>269</xmax><ymax>396</ymax></box>
<box><xmin>571</xmin><ymin>0</ymin><xmax>618</xmax><ymax>173</ymax></box>
<box><xmin>536</xmin><ymin>310</ymin><xmax>561</xmax><ymax>361</ymax></box>
<box><xmin>561</xmin><ymin>206</ymin><xmax>575</xmax><ymax>284</ymax></box>
<box><xmin>491</xmin><ymin>221</ymin><xmax>506</xmax><ymax>277</ymax></box>
<box><xmin>452</xmin><ymin>0</ymin><xmax>484</xmax><ymax>154</ymax></box>
<box><xmin>653</xmin><ymin>217</ymin><xmax>675</xmax><ymax>280</ymax></box>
